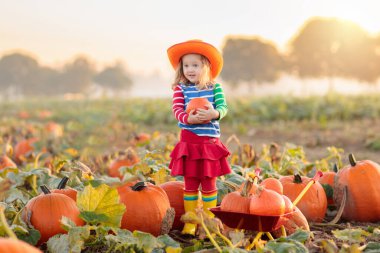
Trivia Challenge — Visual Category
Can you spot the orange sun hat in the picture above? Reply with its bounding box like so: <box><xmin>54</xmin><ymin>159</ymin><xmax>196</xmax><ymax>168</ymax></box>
<box><xmin>167</xmin><ymin>40</ymin><xmax>223</xmax><ymax>78</ymax></box>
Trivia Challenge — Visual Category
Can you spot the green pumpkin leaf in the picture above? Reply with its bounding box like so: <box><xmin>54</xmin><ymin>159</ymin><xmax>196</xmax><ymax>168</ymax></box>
<box><xmin>321</xmin><ymin>183</ymin><xmax>334</xmax><ymax>199</ymax></box>
<box><xmin>332</xmin><ymin>228</ymin><xmax>371</xmax><ymax>243</ymax></box>
<box><xmin>77</xmin><ymin>183</ymin><xmax>126</xmax><ymax>227</ymax></box>
<box><xmin>16</xmin><ymin>228</ymin><xmax>41</xmax><ymax>246</ymax></box>
<box><xmin>286</xmin><ymin>230</ymin><xmax>311</xmax><ymax>243</ymax></box>
<box><xmin>47</xmin><ymin>234</ymin><xmax>70</xmax><ymax>253</ymax></box>
<box><xmin>364</xmin><ymin>242</ymin><xmax>380</xmax><ymax>253</ymax></box>
<box><xmin>157</xmin><ymin>234</ymin><xmax>180</xmax><ymax>249</ymax></box>
<box><xmin>265</xmin><ymin>238</ymin><xmax>308</xmax><ymax>253</ymax></box>
<box><xmin>133</xmin><ymin>231</ymin><xmax>164</xmax><ymax>253</ymax></box>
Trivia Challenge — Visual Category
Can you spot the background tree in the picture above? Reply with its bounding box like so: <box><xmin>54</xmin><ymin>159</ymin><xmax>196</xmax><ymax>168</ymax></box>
<box><xmin>221</xmin><ymin>37</ymin><xmax>284</xmax><ymax>90</ymax></box>
<box><xmin>94</xmin><ymin>62</ymin><xmax>133</xmax><ymax>91</ymax></box>
<box><xmin>289</xmin><ymin>18</ymin><xmax>380</xmax><ymax>86</ymax></box>
<box><xmin>0</xmin><ymin>53</ymin><xmax>41</xmax><ymax>95</ymax></box>
<box><xmin>56</xmin><ymin>56</ymin><xmax>95</xmax><ymax>94</ymax></box>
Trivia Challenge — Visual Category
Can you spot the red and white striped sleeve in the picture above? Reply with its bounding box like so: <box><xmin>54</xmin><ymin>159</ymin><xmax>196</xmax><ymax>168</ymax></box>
<box><xmin>172</xmin><ymin>85</ymin><xmax>189</xmax><ymax>124</ymax></box>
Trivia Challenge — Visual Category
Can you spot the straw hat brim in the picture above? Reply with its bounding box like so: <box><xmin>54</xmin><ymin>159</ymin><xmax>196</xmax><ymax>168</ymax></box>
<box><xmin>167</xmin><ymin>40</ymin><xmax>223</xmax><ymax>78</ymax></box>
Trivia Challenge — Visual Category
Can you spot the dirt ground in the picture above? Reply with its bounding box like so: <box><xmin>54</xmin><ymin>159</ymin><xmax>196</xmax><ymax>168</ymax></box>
<box><xmin>222</xmin><ymin>118</ymin><xmax>380</xmax><ymax>162</ymax></box>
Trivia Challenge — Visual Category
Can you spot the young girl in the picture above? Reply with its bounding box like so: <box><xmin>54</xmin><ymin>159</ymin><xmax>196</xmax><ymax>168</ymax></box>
<box><xmin>167</xmin><ymin>40</ymin><xmax>231</xmax><ymax>236</ymax></box>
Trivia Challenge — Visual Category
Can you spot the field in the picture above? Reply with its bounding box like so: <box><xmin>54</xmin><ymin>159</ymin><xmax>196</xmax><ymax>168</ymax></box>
<box><xmin>0</xmin><ymin>95</ymin><xmax>379</xmax><ymax>252</ymax></box>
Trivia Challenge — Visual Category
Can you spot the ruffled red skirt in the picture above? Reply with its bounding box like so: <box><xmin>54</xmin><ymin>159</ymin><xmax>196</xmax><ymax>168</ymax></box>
<box><xmin>169</xmin><ymin>130</ymin><xmax>231</xmax><ymax>177</ymax></box>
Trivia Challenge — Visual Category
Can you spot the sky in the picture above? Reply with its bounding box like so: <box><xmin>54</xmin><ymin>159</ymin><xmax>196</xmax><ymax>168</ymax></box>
<box><xmin>1</xmin><ymin>0</ymin><xmax>380</xmax><ymax>78</ymax></box>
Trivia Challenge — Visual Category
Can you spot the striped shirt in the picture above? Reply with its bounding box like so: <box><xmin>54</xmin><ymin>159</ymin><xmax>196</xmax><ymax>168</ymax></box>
<box><xmin>172</xmin><ymin>83</ymin><xmax>228</xmax><ymax>137</ymax></box>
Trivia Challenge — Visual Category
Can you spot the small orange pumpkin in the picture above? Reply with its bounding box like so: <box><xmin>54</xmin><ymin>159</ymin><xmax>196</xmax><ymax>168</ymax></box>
<box><xmin>0</xmin><ymin>155</ymin><xmax>17</xmax><ymax>170</ymax></box>
<box><xmin>318</xmin><ymin>170</ymin><xmax>336</xmax><ymax>206</ymax></box>
<box><xmin>185</xmin><ymin>97</ymin><xmax>210</xmax><ymax>114</ymax></box>
<box><xmin>160</xmin><ymin>181</ymin><xmax>185</xmax><ymax>230</ymax></box>
<box><xmin>260</xmin><ymin>177</ymin><xmax>283</xmax><ymax>195</ymax></box>
<box><xmin>221</xmin><ymin>180</ymin><xmax>253</xmax><ymax>213</ymax></box>
<box><xmin>118</xmin><ymin>182</ymin><xmax>173</xmax><ymax>236</ymax></box>
<box><xmin>280</xmin><ymin>174</ymin><xmax>327</xmax><ymax>222</ymax></box>
<box><xmin>23</xmin><ymin>185</ymin><xmax>84</xmax><ymax>244</ymax></box>
<box><xmin>185</xmin><ymin>98</ymin><xmax>211</xmax><ymax>123</ymax></box>
<box><xmin>45</xmin><ymin>122</ymin><xmax>63</xmax><ymax>138</ymax></box>
<box><xmin>108</xmin><ymin>149</ymin><xmax>140</xmax><ymax>179</ymax></box>
<box><xmin>0</xmin><ymin>238</ymin><xmax>42</xmax><ymax>253</ymax></box>
<box><xmin>249</xmin><ymin>186</ymin><xmax>285</xmax><ymax>216</ymax></box>
<box><xmin>14</xmin><ymin>138</ymin><xmax>38</xmax><ymax>164</ymax></box>
<box><xmin>334</xmin><ymin>154</ymin><xmax>380</xmax><ymax>222</ymax></box>
<box><xmin>51</xmin><ymin>177</ymin><xmax>77</xmax><ymax>201</ymax></box>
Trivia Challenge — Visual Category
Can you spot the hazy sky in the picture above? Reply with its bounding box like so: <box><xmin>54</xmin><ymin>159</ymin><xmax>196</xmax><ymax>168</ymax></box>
<box><xmin>1</xmin><ymin>0</ymin><xmax>379</xmax><ymax>77</ymax></box>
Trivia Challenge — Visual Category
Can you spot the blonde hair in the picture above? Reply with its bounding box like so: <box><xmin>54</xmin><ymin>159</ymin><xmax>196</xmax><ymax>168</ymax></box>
<box><xmin>172</xmin><ymin>54</ymin><xmax>215</xmax><ymax>90</ymax></box>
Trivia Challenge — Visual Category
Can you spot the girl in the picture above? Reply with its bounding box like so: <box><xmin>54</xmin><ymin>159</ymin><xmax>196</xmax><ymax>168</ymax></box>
<box><xmin>167</xmin><ymin>40</ymin><xmax>231</xmax><ymax>236</ymax></box>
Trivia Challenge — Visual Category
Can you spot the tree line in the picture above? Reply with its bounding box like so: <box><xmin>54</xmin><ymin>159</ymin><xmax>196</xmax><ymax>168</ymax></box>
<box><xmin>0</xmin><ymin>55</ymin><xmax>132</xmax><ymax>96</ymax></box>
<box><xmin>221</xmin><ymin>18</ymin><xmax>380</xmax><ymax>86</ymax></box>
<box><xmin>1</xmin><ymin>17</ymin><xmax>380</xmax><ymax>97</ymax></box>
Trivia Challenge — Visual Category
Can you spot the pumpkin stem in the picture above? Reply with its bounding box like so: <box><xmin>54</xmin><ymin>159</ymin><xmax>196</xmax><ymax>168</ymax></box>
<box><xmin>333</xmin><ymin>163</ymin><xmax>338</xmax><ymax>173</ymax></box>
<box><xmin>348</xmin><ymin>153</ymin><xmax>356</xmax><ymax>166</ymax></box>
<box><xmin>240</xmin><ymin>180</ymin><xmax>253</xmax><ymax>197</ymax></box>
<box><xmin>293</xmin><ymin>174</ymin><xmax>303</xmax><ymax>184</ymax></box>
<box><xmin>131</xmin><ymin>181</ymin><xmax>146</xmax><ymax>191</ymax></box>
<box><xmin>57</xmin><ymin>176</ymin><xmax>69</xmax><ymax>189</ymax></box>
<box><xmin>40</xmin><ymin>185</ymin><xmax>51</xmax><ymax>194</ymax></box>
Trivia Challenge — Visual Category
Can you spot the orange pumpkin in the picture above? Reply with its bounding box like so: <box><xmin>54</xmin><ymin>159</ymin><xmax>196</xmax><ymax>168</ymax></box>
<box><xmin>51</xmin><ymin>177</ymin><xmax>77</xmax><ymax>201</ymax></box>
<box><xmin>0</xmin><ymin>238</ymin><xmax>42</xmax><ymax>253</ymax></box>
<box><xmin>334</xmin><ymin>154</ymin><xmax>380</xmax><ymax>222</ymax></box>
<box><xmin>280</xmin><ymin>174</ymin><xmax>327</xmax><ymax>222</ymax></box>
<box><xmin>185</xmin><ymin>98</ymin><xmax>211</xmax><ymax>123</ymax></box>
<box><xmin>160</xmin><ymin>181</ymin><xmax>185</xmax><ymax>230</ymax></box>
<box><xmin>108</xmin><ymin>149</ymin><xmax>140</xmax><ymax>179</ymax></box>
<box><xmin>273</xmin><ymin>206</ymin><xmax>309</xmax><ymax>237</ymax></box>
<box><xmin>283</xmin><ymin>195</ymin><xmax>294</xmax><ymax>213</ymax></box>
<box><xmin>134</xmin><ymin>133</ymin><xmax>151</xmax><ymax>145</ymax></box>
<box><xmin>185</xmin><ymin>97</ymin><xmax>210</xmax><ymax>114</ymax></box>
<box><xmin>118</xmin><ymin>182</ymin><xmax>173</xmax><ymax>236</ymax></box>
<box><xmin>221</xmin><ymin>180</ymin><xmax>253</xmax><ymax>213</ymax></box>
<box><xmin>260</xmin><ymin>177</ymin><xmax>283</xmax><ymax>195</ymax></box>
<box><xmin>14</xmin><ymin>138</ymin><xmax>38</xmax><ymax>164</ymax></box>
<box><xmin>249</xmin><ymin>186</ymin><xmax>285</xmax><ymax>216</ymax></box>
<box><xmin>23</xmin><ymin>185</ymin><xmax>84</xmax><ymax>244</ymax></box>
<box><xmin>45</xmin><ymin>122</ymin><xmax>63</xmax><ymax>138</ymax></box>
<box><xmin>318</xmin><ymin>171</ymin><xmax>336</xmax><ymax>206</ymax></box>
<box><xmin>0</xmin><ymin>155</ymin><xmax>17</xmax><ymax>170</ymax></box>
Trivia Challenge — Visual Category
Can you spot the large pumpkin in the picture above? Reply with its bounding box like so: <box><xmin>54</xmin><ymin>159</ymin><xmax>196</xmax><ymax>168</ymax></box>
<box><xmin>0</xmin><ymin>238</ymin><xmax>42</xmax><ymax>253</ymax></box>
<box><xmin>23</xmin><ymin>185</ymin><xmax>84</xmax><ymax>244</ymax></box>
<box><xmin>334</xmin><ymin>154</ymin><xmax>380</xmax><ymax>222</ymax></box>
<box><xmin>108</xmin><ymin>149</ymin><xmax>140</xmax><ymax>179</ymax></box>
<box><xmin>160</xmin><ymin>181</ymin><xmax>185</xmax><ymax>230</ymax></box>
<box><xmin>280</xmin><ymin>174</ymin><xmax>327</xmax><ymax>222</ymax></box>
<box><xmin>51</xmin><ymin>177</ymin><xmax>77</xmax><ymax>201</ymax></box>
<box><xmin>118</xmin><ymin>182</ymin><xmax>174</xmax><ymax>236</ymax></box>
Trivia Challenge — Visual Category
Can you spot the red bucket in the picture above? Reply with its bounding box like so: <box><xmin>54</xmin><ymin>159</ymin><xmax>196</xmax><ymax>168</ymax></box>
<box><xmin>210</xmin><ymin>207</ymin><xmax>294</xmax><ymax>232</ymax></box>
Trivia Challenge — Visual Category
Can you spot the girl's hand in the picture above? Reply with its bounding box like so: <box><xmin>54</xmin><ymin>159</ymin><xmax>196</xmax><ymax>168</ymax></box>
<box><xmin>187</xmin><ymin>110</ymin><xmax>204</xmax><ymax>125</ymax></box>
<box><xmin>197</xmin><ymin>104</ymin><xmax>219</xmax><ymax>122</ymax></box>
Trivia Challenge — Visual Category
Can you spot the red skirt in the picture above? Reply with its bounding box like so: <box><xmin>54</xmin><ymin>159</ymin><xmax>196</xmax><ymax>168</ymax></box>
<box><xmin>169</xmin><ymin>130</ymin><xmax>231</xmax><ymax>177</ymax></box>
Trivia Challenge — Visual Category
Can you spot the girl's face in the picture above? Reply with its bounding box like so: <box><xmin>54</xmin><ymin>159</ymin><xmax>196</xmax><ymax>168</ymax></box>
<box><xmin>182</xmin><ymin>54</ymin><xmax>203</xmax><ymax>84</ymax></box>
